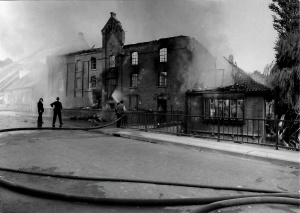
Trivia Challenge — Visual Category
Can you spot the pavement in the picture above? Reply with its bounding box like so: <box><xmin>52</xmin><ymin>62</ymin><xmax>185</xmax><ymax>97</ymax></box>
<box><xmin>93</xmin><ymin>127</ymin><xmax>300</xmax><ymax>168</ymax></box>
<box><xmin>0</xmin><ymin>111</ymin><xmax>299</xmax><ymax>213</ymax></box>
<box><xmin>0</xmin><ymin>110</ymin><xmax>299</xmax><ymax>168</ymax></box>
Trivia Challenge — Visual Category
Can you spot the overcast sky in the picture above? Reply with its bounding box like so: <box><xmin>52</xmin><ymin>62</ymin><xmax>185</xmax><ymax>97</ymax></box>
<box><xmin>0</xmin><ymin>0</ymin><xmax>277</xmax><ymax>72</ymax></box>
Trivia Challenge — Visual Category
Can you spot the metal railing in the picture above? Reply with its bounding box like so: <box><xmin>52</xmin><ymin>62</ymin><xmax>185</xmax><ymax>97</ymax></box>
<box><xmin>121</xmin><ymin>112</ymin><xmax>300</xmax><ymax>151</ymax></box>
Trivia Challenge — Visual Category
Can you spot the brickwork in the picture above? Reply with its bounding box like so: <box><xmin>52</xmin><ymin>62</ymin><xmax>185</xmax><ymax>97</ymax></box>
<box><xmin>121</xmin><ymin>37</ymin><xmax>199</xmax><ymax>112</ymax></box>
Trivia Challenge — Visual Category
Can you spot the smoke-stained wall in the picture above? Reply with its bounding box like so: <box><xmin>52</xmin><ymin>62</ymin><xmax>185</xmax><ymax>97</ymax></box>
<box><xmin>47</xmin><ymin>49</ymin><xmax>103</xmax><ymax>108</ymax></box>
<box><xmin>120</xmin><ymin>36</ymin><xmax>215</xmax><ymax>112</ymax></box>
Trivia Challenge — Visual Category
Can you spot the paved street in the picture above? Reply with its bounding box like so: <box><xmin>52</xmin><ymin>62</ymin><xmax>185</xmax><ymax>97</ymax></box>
<box><xmin>0</xmin><ymin>111</ymin><xmax>299</xmax><ymax>213</ymax></box>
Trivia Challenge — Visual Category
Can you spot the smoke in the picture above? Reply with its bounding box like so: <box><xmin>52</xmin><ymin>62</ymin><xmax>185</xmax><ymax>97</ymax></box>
<box><xmin>0</xmin><ymin>0</ymin><xmax>229</xmax><ymax>62</ymax></box>
<box><xmin>121</xmin><ymin>0</ymin><xmax>230</xmax><ymax>58</ymax></box>
<box><xmin>112</xmin><ymin>89</ymin><xmax>122</xmax><ymax>103</ymax></box>
<box><xmin>0</xmin><ymin>1</ymin><xmax>232</xmax><ymax>109</ymax></box>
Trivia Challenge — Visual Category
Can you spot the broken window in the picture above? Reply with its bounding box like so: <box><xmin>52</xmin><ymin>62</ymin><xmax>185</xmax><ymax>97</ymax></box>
<box><xmin>109</xmin><ymin>55</ymin><xmax>115</xmax><ymax>68</ymax></box>
<box><xmin>129</xmin><ymin>95</ymin><xmax>139</xmax><ymax>110</ymax></box>
<box><xmin>159</xmin><ymin>48</ymin><xmax>167</xmax><ymax>62</ymax></box>
<box><xmin>204</xmin><ymin>98</ymin><xmax>244</xmax><ymax>119</ymax></box>
<box><xmin>90</xmin><ymin>76</ymin><xmax>97</xmax><ymax>89</ymax></box>
<box><xmin>131</xmin><ymin>73</ymin><xmax>138</xmax><ymax>87</ymax></box>
<box><xmin>91</xmin><ymin>57</ymin><xmax>97</xmax><ymax>70</ymax></box>
<box><xmin>132</xmin><ymin>52</ymin><xmax>138</xmax><ymax>65</ymax></box>
<box><xmin>159</xmin><ymin>72</ymin><xmax>167</xmax><ymax>86</ymax></box>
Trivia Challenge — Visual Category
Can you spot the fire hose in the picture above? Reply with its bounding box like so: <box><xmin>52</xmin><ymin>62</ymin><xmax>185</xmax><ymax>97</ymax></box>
<box><xmin>0</xmin><ymin>116</ymin><xmax>299</xmax><ymax>212</ymax></box>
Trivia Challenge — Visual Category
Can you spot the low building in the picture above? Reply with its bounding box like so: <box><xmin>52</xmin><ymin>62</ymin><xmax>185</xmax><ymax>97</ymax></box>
<box><xmin>186</xmin><ymin>56</ymin><xmax>272</xmax><ymax>142</ymax></box>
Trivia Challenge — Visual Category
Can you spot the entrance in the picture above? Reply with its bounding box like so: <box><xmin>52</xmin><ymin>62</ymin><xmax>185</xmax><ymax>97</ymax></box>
<box><xmin>157</xmin><ymin>97</ymin><xmax>167</xmax><ymax>124</ymax></box>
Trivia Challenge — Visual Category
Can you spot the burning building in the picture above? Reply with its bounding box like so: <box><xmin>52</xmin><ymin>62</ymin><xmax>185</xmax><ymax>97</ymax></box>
<box><xmin>186</xmin><ymin>55</ymin><xmax>273</xmax><ymax>142</ymax></box>
<box><xmin>47</xmin><ymin>12</ymin><xmax>216</xmax><ymax>112</ymax></box>
<box><xmin>0</xmin><ymin>31</ymin><xmax>91</xmax><ymax>111</ymax></box>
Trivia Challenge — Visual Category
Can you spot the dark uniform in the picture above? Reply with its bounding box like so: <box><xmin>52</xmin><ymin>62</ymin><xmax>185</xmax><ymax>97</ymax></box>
<box><xmin>50</xmin><ymin>98</ymin><xmax>63</xmax><ymax>127</ymax></box>
<box><xmin>115</xmin><ymin>101</ymin><xmax>126</xmax><ymax>128</ymax></box>
<box><xmin>37</xmin><ymin>98</ymin><xmax>44</xmax><ymax>127</ymax></box>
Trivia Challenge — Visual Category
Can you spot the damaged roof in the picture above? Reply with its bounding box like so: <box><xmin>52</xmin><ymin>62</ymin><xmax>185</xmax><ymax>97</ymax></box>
<box><xmin>65</xmin><ymin>47</ymin><xmax>102</xmax><ymax>56</ymax></box>
<box><xmin>191</xmin><ymin>57</ymin><xmax>272</xmax><ymax>95</ymax></box>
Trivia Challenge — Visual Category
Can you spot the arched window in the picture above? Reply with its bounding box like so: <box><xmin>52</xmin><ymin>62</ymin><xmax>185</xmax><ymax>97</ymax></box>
<box><xmin>159</xmin><ymin>48</ymin><xmax>167</xmax><ymax>62</ymax></box>
<box><xmin>132</xmin><ymin>52</ymin><xmax>138</xmax><ymax>65</ymax></box>
<box><xmin>158</xmin><ymin>72</ymin><xmax>167</xmax><ymax>86</ymax></box>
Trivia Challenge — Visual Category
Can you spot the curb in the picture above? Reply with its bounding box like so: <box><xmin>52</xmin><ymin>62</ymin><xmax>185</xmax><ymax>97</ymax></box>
<box><xmin>99</xmin><ymin>130</ymin><xmax>299</xmax><ymax>168</ymax></box>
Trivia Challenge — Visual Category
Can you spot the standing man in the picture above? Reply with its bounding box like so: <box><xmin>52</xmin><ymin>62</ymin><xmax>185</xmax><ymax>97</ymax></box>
<box><xmin>37</xmin><ymin>98</ymin><xmax>44</xmax><ymax>128</ymax></box>
<box><xmin>50</xmin><ymin>97</ymin><xmax>63</xmax><ymax>128</ymax></box>
<box><xmin>115</xmin><ymin>100</ymin><xmax>126</xmax><ymax>128</ymax></box>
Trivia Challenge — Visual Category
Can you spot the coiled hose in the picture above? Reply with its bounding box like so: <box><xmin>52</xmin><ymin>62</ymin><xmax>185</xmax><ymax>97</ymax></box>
<box><xmin>0</xmin><ymin>116</ymin><xmax>299</xmax><ymax>212</ymax></box>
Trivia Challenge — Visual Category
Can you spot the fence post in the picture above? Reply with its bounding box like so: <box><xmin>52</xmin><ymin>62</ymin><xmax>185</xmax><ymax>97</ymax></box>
<box><xmin>217</xmin><ymin>117</ymin><xmax>220</xmax><ymax>142</ymax></box>
<box><xmin>275</xmin><ymin>118</ymin><xmax>279</xmax><ymax>150</ymax></box>
<box><xmin>144</xmin><ymin>113</ymin><xmax>147</xmax><ymax>132</ymax></box>
<box><xmin>176</xmin><ymin>114</ymin><xmax>179</xmax><ymax>135</ymax></box>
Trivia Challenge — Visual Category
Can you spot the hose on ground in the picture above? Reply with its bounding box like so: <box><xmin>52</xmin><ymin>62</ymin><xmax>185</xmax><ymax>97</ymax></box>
<box><xmin>0</xmin><ymin>118</ymin><xmax>299</xmax><ymax>211</ymax></box>
<box><xmin>0</xmin><ymin>166</ymin><xmax>283</xmax><ymax>194</ymax></box>
<box><xmin>0</xmin><ymin>115</ymin><xmax>123</xmax><ymax>133</ymax></box>
<box><xmin>0</xmin><ymin>176</ymin><xmax>299</xmax><ymax>207</ymax></box>
<box><xmin>191</xmin><ymin>197</ymin><xmax>300</xmax><ymax>213</ymax></box>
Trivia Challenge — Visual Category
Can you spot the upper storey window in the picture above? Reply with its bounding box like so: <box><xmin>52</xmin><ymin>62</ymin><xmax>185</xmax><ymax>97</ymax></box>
<box><xmin>159</xmin><ymin>48</ymin><xmax>167</xmax><ymax>62</ymax></box>
<box><xmin>132</xmin><ymin>52</ymin><xmax>138</xmax><ymax>65</ymax></box>
<box><xmin>158</xmin><ymin>72</ymin><xmax>167</xmax><ymax>86</ymax></box>
<box><xmin>91</xmin><ymin>57</ymin><xmax>97</xmax><ymax>70</ymax></box>
<box><xmin>109</xmin><ymin>55</ymin><xmax>115</xmax><ymax>68</ymax></box>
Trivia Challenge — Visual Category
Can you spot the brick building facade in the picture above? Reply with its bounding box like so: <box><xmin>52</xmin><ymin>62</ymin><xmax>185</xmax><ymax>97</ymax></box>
<box><xmin>47</xmin><ymin>12</ymin><xmax>215</xmax><ymax>112</ymax></box>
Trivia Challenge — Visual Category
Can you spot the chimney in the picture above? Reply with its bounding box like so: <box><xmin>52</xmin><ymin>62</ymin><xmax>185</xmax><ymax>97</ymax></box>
<box><xmin>110</xmin><ymin>12</ymin><xmax>116</xmax><ymax>18</ymax></box>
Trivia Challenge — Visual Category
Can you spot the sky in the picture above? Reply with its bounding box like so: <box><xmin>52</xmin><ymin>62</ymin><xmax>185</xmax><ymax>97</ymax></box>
<box><xmin>0</xmin><ymin>0</ymin><xmax>278</xmax><ymax>73</ymax></box>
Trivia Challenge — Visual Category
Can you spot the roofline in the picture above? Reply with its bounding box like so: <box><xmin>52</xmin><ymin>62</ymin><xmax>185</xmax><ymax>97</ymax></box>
<box><xmin>124</xmin><ymin>35</ymin><xmax>191</xmax><ymax>48</ymax></box>
<box><xmin>59</xmin><ymin>35</ymin><xmax>192</xmax><ymax>56</ymax></box>
<box><xmin>60</xmin><ymin>47</ymin><xmax>102</xmax><ymax>57</ymax></box>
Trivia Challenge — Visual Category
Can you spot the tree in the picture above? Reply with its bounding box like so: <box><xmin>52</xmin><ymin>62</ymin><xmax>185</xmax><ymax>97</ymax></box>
<box><xmin>269</xmin><ymin>0</ymin><xmax>300</xmax><ymax>38</ymax></box>
<box><xmin>269</xmin><ymin>0</ymin><xmax>300</xmax><ymax>115</ymax></box>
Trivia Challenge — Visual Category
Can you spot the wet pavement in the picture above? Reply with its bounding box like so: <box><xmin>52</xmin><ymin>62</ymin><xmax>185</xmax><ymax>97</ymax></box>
<box><xmin>0</xmin><ymin>111</ymin><xmax>299</xmax><ymax>213</ymax></box>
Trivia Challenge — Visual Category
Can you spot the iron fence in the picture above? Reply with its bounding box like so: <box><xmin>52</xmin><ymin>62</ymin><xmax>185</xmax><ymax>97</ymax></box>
<box><xmin>121</xmin><ymin>111</ymin><xmax>300</xmax><ymax>151</ymax></box>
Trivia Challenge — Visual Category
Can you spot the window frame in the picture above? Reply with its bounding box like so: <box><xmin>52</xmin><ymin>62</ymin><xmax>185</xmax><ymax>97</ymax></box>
<box><xmin>159</xmin><ymin>48</ymin><xmax>167</xmax><ymax>62</ymax></box>
<box><xmin>130</xmin><ymin>73</ymin><xmax>138</xmax><ymax>88</ymax></box>
<box><xmin>109</xmin><ymin>55</ymin><xmax>115</xmax><ymax>68</ymax></box>
<box><xmin>158</xmin><ymin>71</ymin><xmax>167</xmax><ymax>87</ymax></box>
<box><xmin>131</xmin><ymin>52</ymin><xmax>138</xmax><ymax>65</ymax></box>
<box><xmin>129</xmin><ymin>94</ymin><xmax>139</xmax><ymax>110</ymax></box>
<box><xmin>91</xmin><ymin>57</ymin><xmax>97</xmax><ymax>70</ymax></box>
<box><xmin>89</xmin><ymin>76</ymin><xmax>97</xmax><ymax>89</ymax></box>
<box><xmin>203</xmin><ymin>98</ymin><xmax>244</xmax><ymax>125</ymax></box>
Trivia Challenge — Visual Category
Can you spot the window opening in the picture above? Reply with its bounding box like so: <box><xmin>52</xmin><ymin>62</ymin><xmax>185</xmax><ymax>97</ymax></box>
<box><xmin>131</xmin><ymin>73</ymin><xmax>138</xmax><ymax>87</ymax></box>
<box><xmin>109</xmin><ymin>55</ymin><xmax>115</xmax><ymax>68</ymax></box>
<box><xmin>159</xmin><ymin>72</ymin><xmax>167</xmax><ymax>86</ymax></box>
<box><xmin>132</xmin><ymin>52</ymin><xmax>138</xmax><ymax>65</ymax></box>
<box><xmin>204</xmin><ymin>98</ymin><xmax>244</xmax><ymax>120</ymax></box>
<box><xmin>160</xmin><ymin>48</ymin><xmax>167</xmax><ymax>62</ymax></box>
<box><xmin>91</xmin><ymin>57</ymin><xmax>97</xmax><ymax>70</ymax></box>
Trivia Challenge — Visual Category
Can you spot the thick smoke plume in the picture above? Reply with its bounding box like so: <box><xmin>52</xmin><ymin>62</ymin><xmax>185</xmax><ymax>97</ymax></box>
<box><xmin>0</xmin><ymin>1</ymin><xmax>230</xmax><ymax>62</ymax></box>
